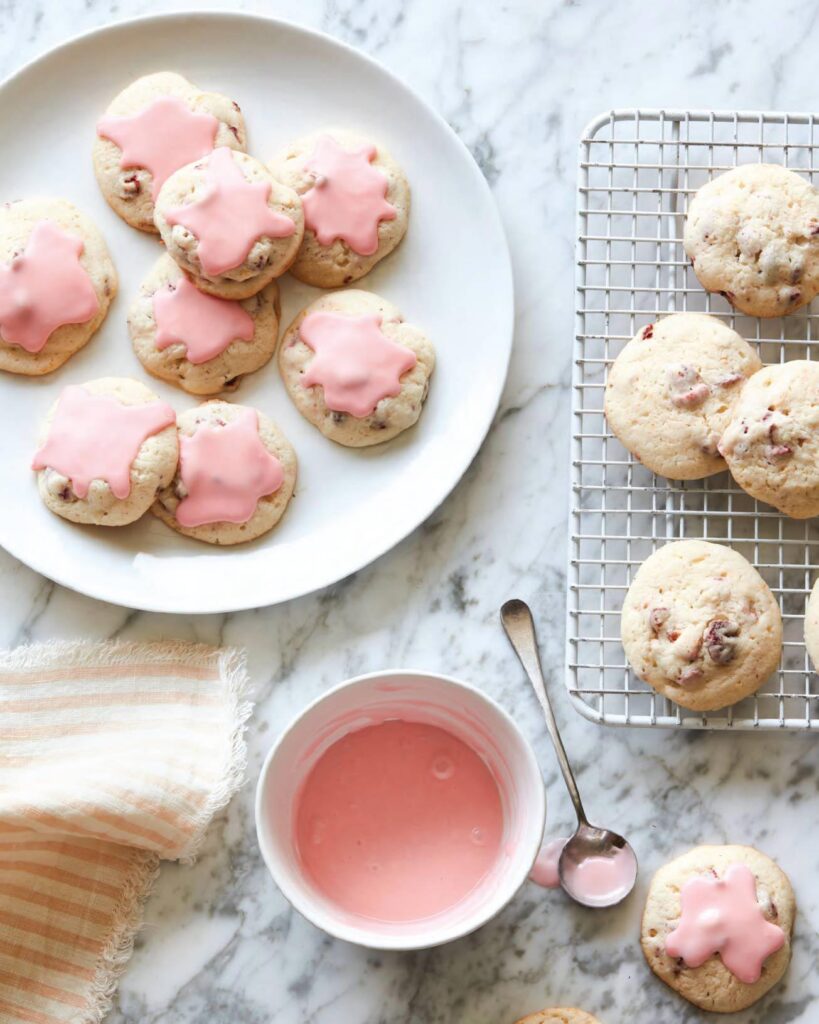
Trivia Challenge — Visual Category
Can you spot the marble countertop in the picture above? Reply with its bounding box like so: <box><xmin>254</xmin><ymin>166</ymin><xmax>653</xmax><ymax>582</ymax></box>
<box><xmin>0</xmin><ymin>1</ymin><xmax>817</xmax><ymax>1022</ymax></box>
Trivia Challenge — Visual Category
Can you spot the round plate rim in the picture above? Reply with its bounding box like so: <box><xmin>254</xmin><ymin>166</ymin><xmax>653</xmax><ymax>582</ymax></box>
<box><xmin>0</xmin><ymin>10</ymin><xmax>514</xmax><ymax>614</ymax></box>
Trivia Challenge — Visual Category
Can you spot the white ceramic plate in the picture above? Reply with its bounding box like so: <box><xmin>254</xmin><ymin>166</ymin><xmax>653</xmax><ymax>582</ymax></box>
<box><xmin>0</xmin><ymin>12</ymin><xmax>513</xmax><ymax>613</ymax></box>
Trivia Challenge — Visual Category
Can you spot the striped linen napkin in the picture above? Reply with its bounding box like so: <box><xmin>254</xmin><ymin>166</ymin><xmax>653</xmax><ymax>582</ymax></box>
<box><xmin>0</xmin><ymin>640</ymin><xmax>251</xmax><ymax>1024</ymax></box>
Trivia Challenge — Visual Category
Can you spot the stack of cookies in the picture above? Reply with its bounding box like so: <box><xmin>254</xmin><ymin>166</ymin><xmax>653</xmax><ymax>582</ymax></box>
<box><xmin>605</xmin><ymin>163</ymin><xmax>819</xmax><ymax>709</ymax></box>
<box><xmin>4</xmin><ymin>71</ymin><xmax>438</xmax><ymax>545</ymax></box>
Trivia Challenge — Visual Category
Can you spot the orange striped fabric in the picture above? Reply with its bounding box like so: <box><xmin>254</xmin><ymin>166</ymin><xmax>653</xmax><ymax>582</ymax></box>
<box><xmin>0</xmin><ymin>641</ymin><xmax>250</xmax><ymax>1024</ymax></box>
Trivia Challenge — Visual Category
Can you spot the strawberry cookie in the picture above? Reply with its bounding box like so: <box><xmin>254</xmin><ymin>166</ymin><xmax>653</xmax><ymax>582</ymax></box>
<box><xmin>279</xmin><ymin>290</ymin><xmax>435</xmax><ymax>447</ymax></box>
<box><xmin>513</xmin><ymin>1011</ymin><xmax>602</xmax><ymax>1024</ymax></box>
<box><xmin>621</xmin><ymin>540</ymin><xmax>782</xmax><ymax>711</ymax></box>
<box><xmin>642</xmin><ymin>845</ymin><xmax>794</xmax><ymax>1012</ymax></box>
<box><xmin>94</xmin><ymin>71</ymin><xmax>246</xmax><ymax>233</ymax></box>
<box><xmin>153</xmin><ymin>401</ymin><xmax>297</xmax><ymax>545</ymax></box>
<box><xmin>605</xmin><ymin>313</ymin><xmax>761</xmax><ymax>480</ymax></box>
<box><xmin>154</xmin><ymin>147</ymin><xmax>303</xmax><ymax>299</ymax></box>
<box><xmin>128</xmin><ymin>254</ymin><xmax>280</xmax><ymax>396</ymax></box>
<box><xmin>268</xmin><ymin>130</ymin><xmax>409</xmax><ymax>287</ymax></box>
<box><xmin>718</xmin><ymin>360</ymin><xmax>819</xmax><ymax>518</ymax></box>
<box><xmin>0</xmin><ymin>198</ymin><xmax>116</xmax><ymax>376</ymax></box>
<box><xmin>685</xmin><ymin>163</ymin><xmax>819</xmax><ymax>317</ymax></box>
<box><xmin>32</xmin><ymin>377</ymin><xmax>177</xmax><ymax>526</ymax></box>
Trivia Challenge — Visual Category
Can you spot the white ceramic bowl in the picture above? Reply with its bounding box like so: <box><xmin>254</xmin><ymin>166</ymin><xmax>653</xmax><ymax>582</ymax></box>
<box><xmin>255</xmin><ymin>670</ymin><xmax>546</xmax><ymax>950</ymax></box>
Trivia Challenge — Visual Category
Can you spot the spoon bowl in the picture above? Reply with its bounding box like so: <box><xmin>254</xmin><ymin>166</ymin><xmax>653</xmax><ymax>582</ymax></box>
<box><xmin>558</xmin><ymin>823</ymin><xmax>638</xmax><ymax>908</ymax></box>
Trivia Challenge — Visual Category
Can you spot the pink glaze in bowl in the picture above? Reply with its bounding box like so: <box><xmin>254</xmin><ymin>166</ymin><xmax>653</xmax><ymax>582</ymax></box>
<box><xmin>255</xmin><ymin>669</ymin><xmax>546</xmax><ymax>950</ymax></box>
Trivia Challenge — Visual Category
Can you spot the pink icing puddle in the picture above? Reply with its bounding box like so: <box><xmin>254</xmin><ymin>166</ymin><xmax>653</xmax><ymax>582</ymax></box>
<box><xmin>153</xmin><ymin>276</ymin><xmax>254</xmax><ymax>365</ymax></box>
<box><xmin>302</xmin><ymin>135</ymin><xmax>396</xmax><ymax>256</ymax></box>
<box><xmin>97</xmin><ymin>95</ymin><xmax>219</xmax><ymax>199</ymax></box>
<box><xmin>0</xmin><ymin>221</ymin><xmax>99</xmax><ymax>353</ymax></box>
<box><xmin>294</xmin><ymin>719</ymin><xmax>504</xmax><ymax>922</ymax></box>
<box><xmin>175</xmin><ymin>407</ymin><xmax>284</xmax><ymax>527</ymax></box>
<box><xmin>665</xmin><ymin>863</ymin><xmax>785</xmax><ymax>984</ymax></box>
<box><xmin>530</xmin><ymin>837</ymin><xmax>569</xmax><ymax>888</ymax></box>
<box><xmin>561</xmin><ymin>845</ymin><xmax>637</xmax><ymax>904</ymax></box>
<box><xmin>31</xmin><ymin>386</ymin><xmax>175</xmax><ymax>499</ymax></box>
<box><xmin>298</xmin><ymin>311</ymin><xmax>417</xmax><ymax>418</ymax></box>
<box><xmin>165</xmin><ymin>147</ymin><xmax>295</xmax><ymax>276</ymax></box>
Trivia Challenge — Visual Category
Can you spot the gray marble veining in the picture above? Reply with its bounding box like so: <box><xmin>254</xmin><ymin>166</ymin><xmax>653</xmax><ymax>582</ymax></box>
<box><xmin>0</xmin><ymin>1</ymin><xmax>816</xmax><ymax>1021</ymax></box>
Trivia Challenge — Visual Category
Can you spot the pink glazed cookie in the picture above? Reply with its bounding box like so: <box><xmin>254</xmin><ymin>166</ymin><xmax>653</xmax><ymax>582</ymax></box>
<box><xmin>0</xmin><ymin>198</ymin><xmax>116</xmax><ymax>375</ymax></box>
<box><xmin>94</xmin><ymin>71</ymin><xmax>246</xmax><ymax>233</ymax></box>
<box><xmin>268</xmin><ymin>129</ymin><xmax>409</xmax><ymax>287</ymax></box>
<box><xmin>278</xmin><ymin>290</ymin><xmax>435</xmax><ymax>447</ymax></box>
<box><xmin>32</xmin><ymin>377</ymin><xmax>177</xmax><ymax>526</ymax></box>
<box><xmin>153</xmin><ymin>400</ymin><xmax>297</xmax><ymax>545</ymax></box>
<box><xmin>128</xmin><ymin>254</ymin><xmax>280</xmax><ymax>396</ymax></box>
<box><xmin>641</xmin><ymin>845</ymin><xmax>794</xmax><ymax>1012</ymax></box>
<box><xmin>154</xmin><ymin>148</ymin><xmax>303</xmax><ymax>300</ymax></box>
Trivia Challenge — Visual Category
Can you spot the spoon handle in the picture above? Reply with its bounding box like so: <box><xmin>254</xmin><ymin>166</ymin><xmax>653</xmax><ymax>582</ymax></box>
<box><xmin>500</xmin><ymin>598</ymin><xmax>588</xmax><ymax>826</ymax></box>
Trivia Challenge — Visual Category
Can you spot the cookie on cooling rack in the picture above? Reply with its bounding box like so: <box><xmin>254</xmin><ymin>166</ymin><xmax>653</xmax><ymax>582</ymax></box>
<box><xmin>718</xmin><ymin>359</ymin><xmax>819</xmax><ymax>518</ymax></box>
<box><xmin>803</xmin><ymin>577</ymin><xmax>819</xmax><ymax>672</ymax></box>
<box><xmin>641</xmin><ymin>844</ymin><xmax>794</xmax><ymax>1013</ymax></box>
<box><xmin>604</xmin><ymin>312</ymin><xmax>761</xmax><ymax>479</ymax></box>
<box><xmin>620</xmin><ymin>540</ymin><xmax>782</xmax><ymax>711</ymax></box>
<box><xmin>94</xmin><ymin>71</ymin><xmax>246</xmax><ymax>233</ymax></box>
<box><xmin>513</xmin><ymin>1010</ymin><xmax>602</xmax><ymax>1024</ymax></box>
<box><xmin>684</xmin><ymin>163</ymin><xmax>819</xmax><ymax>317</ymax></box>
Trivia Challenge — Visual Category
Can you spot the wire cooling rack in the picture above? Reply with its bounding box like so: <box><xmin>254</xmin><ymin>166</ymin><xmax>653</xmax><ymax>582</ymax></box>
<box><xmin>567</xmin><ymin>108</ymin><xmax>819</xmax><ymax>730</ymax></box>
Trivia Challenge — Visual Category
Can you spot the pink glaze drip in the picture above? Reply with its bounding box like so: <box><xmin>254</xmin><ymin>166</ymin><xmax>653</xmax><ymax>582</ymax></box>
<box><xmin>302</xmin><ymin>135</ymin><xmax>397</xmax><ymax>256</ymax></box>
<box><xmin>298</xmin><ymin>311</ymin><xmax>417</xmax><ymax>418</ymax></box>
<box><xmin>561</xmin><ymin>846</ymin><xmax>637</xmax><ymax>903</ymax></box>
<box><xmin>175</xmin><ymin>407</ymin><xmax>284</xmax><ymax>527</ymax></box>
<box><xmin>529</xmin><ymin>837</ymin><xmax>569</xmax><ymax>888</ymax></box>
<box><xmin>31</xmin><ymin>386</ymin><xmax>175</xmax><ymax>499</ymax></box>
<box><xmin>153</xmin><ymin>276</ymin><xmax>254</xmax><ymax>365</ymax></box>
<box><xmin>97</xmin><ymin>95</ymin><xmax>219</xmax><ymax>199</ymax></box>
<box><xmin>0</xmin><ymin>221</ymin><xmax>99</xmax><ymax>354</ymax></box>
<box><xmin>165</xmin><ymin>147</ymin><xmax>295</xmax><ymax>276</ymax></box>
<box><xmin>295</xmin><ymin>719</ymin><xmax>504</xmax><ymax>922</ymax></box>
<box><xmin>665</xmin><ymin>863</ymin><xmax>786</xmax><ymax>984</ymax></box>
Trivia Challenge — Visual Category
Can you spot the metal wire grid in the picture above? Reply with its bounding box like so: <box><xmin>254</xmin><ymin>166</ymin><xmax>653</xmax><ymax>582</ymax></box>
<box><xmin>567</xmin><ymin>108</ymin><xmax>819</xmax><ymax>730</ymax></box>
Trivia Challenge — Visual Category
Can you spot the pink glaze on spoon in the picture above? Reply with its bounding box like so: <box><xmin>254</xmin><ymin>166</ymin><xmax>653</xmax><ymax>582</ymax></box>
<box><xmin>298</xmin><ymin>311</ymin><xmax>416</xmax><ymax>418</ymax></box>
<box><xmin>31</xmin><ymin>386</ymin><xmax>176</xmax><ymax>499</ymax></box>
<box><xmin>0</xmin><ymin>221</ymin><xmax>99</xmax><ymax>353</ymax></box>
<box><xmin>97</xmin><ymin>95</ymin><xmax>219</xmax><ymax>199</ymax></box>
<box><xmin>302</xmin><ymin>135</ymin><xmax>396</xmax><ymax>256</ymax></box>
<box><xmin>165</xmin><ymin>147</ymin><xmax>295</xmax><ymax>276</ymax></box>
<box><xmin>175</xmin><ymin>408</ymin><xmax>284</xmax><ymax>527</ymax></box>
<box><xmin>665</xmin><ymin>863</ymin><xmax>785</xmax><ymax>984</ymax></box>
<box><xmin>153</xmin><ymin>276</ymin><xmax>254</xmax><ymax>365</ymax></box>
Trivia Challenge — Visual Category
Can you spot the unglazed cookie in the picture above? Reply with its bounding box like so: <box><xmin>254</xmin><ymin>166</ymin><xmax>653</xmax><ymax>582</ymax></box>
<box><xmin>128</xmin><ymin>254</ymin><xmax>280</xmax><ymax>396</ymax></box>
<box><xmin>0</xmin><ymin>198</ymin><xmax>116</xmax><ymax>375</ymax></box>
<box><xmin>153</xmin><ymin>401</ymin><xmax>297</xmax><ymax>545</ymax></box>
<box><xmin>641</xmin><ymin>845</ymin><xmax>794</xmax><ymax>1013</ymax></box>
<box><xmin>94</xmin><ymin>71</ymin><xmax>246</xmax><ymax>233</ymax></box>
<box><xmin>513</xmin><ymin>1010</ymin><xmax>601</xmax><ymax>1024</ymax></box>
<box><xmin>268</xmin><ymin>130</ymin><xmax>409</xmax><ymax>288</ymax></box>
<box><xmin>803</xmin><ymin>577</ymin><xmax>819</xmax><ymax>672</ymax></box>
<box><xmin>605</xmin><ymin>313</ymin><xmax>761</xmax><ymax>480</ymax></box>
<box><xmin>621</xmin><ymin>540</ymin><xmax>781</xmax><ymax>711</ymax></box>
<box><xmin>718</xmin><ymin>360</ymin><xmax>819</xmax><ymax>518</ymax></box>
<box><xmin>32</xmin><ymin>377</ymin><xmax>177</xmax><ymax>527</ymax></box>
<box><xmin>685</xmin><ymin>164</ymin><xmax>819</xmax><ymax>317</ymax></box>
<box><xmin>154</xmin><ymin>147</ymin><xmax>303</xmax><ymax>299</ymax></box>
<box><xmin>279</xmin><ymin>290</ymin><xmax>435</xmax><ymax>447</ymax></box>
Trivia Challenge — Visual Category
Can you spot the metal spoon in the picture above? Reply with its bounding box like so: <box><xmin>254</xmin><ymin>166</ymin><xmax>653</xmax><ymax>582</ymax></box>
<box><xmin>500</xmin><ymin>598</ymin><xmax>637</xmax><ymax>908</ymax></box>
